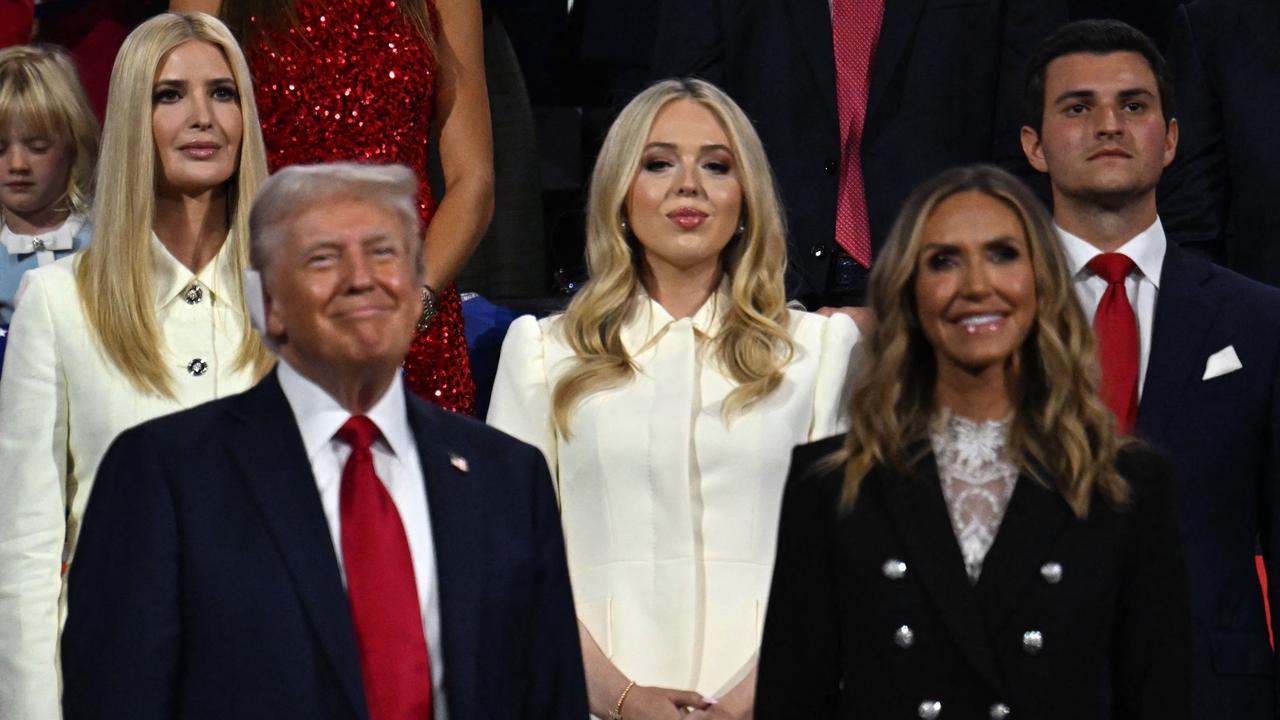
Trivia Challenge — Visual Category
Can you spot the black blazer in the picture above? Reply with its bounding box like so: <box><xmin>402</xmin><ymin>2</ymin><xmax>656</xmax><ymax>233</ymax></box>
<box><xmin>651</xmin><ymin>0</ymin><xmax>1065</xmax><ymax>302</ymax></box>
<box><xmin>756</xmin><ymin>437</ymin><xmax>1191</xmax><ymax>719</ymax></box>
<box><xmin>61</xmin><ymin>372</ymin><xmax>587</xmax><ymax>720</ymax></box>
<box><xmin>1157</xmin><ymin>0</ymin><xmax>1280</xmax><ymax>288</ymax></box>
<box><xmin>1133</xmin><ymin>243</ymin><xmax>1280</xmax><ymax>719</ymax></box>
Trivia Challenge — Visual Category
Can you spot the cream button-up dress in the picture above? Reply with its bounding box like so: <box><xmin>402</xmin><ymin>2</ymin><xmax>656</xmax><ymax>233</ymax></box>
<box><xmin>0</xmin><ymin>236</ymin><xmax>259</xmax><ymax>720</ymax></box>
<box><xmin>488</xmin><ymin>288</ymin><xmax>859</xmax><ymax>699</ymax></box>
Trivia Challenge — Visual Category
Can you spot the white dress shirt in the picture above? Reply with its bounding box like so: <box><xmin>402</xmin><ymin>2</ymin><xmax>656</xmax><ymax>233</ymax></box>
<box><xmin>1059</xmin><ymin>218</ymin><xmax>1167</xmax><ymax>397</ymax></box>
<box><xmin>488</xmin><ymin>284</ymin><xmax>860</xmax><ymax>698</ymax></box>
<box><xmin>275</xmin><ymin>360</ymin><xmax>448</xmax><ymax>720</ymax></box>
<box><xmin>0</xmin><ymin>235</ymin><xmax>257</xmax><ymax>719</ymax></box>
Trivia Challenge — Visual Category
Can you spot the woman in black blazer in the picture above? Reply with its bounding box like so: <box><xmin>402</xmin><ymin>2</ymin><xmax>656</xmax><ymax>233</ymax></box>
<box><xmin>756</xmin><ymin>165</ymin><xmax>1191</xmax><ymax>719</ymax></box>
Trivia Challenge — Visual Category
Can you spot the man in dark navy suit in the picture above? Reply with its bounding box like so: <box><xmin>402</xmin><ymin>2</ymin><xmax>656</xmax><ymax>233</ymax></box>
<box><xmin>1021</xmin><ymin>20</ymin><xmax>1280</xmax><ymax>719</ymax></box>
<box><xmin>60</xmin><ymin>163</ymin><xmax>587</xmax><ymax>720</ymax></box>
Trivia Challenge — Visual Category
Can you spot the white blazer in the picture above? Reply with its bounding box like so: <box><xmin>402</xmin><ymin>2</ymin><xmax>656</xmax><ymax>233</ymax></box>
<box><xmin>0</xmin><ymin>238</ymin><xmax>258</xmax><ymax>719</ymax></box>
<box><xmin>487</xmin><ymin>288</ymin><xmax>860</xmax><ymax>698</ymax></box>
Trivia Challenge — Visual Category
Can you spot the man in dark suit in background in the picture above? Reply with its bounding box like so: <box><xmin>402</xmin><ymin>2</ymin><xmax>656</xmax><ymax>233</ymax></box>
<box><xmin>1157</xmin><ymin>0</ymin><xmax>1280</xmax><ymax>288</ymax></box>
<box><xmin>61</xmin><ymin>163</ymin><xmax>586</xmax><ymax>720</ymax></box>
<box><xmin>1021</xmin><ymin>20</ymin><xmax>1280</xmax><ymax>718</ymax></box>
<box><xmin>652</xmin><ymin>0</ymin><xmax>1064</xmax><ymax>309</ymax></box>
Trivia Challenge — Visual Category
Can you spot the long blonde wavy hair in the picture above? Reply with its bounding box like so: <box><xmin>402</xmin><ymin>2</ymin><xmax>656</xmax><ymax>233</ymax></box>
<box><xmin>551</xmin><ymin>78</ymin><xmax>794</xmax><ymax>435</ymax></box>
<box><xmin>0</xmin><ymin>44</ymin><xmax>99</xmax><ymax>224</ymax></box>
<box><xmin>839</xmin><ymin>164</ymin><xmax>1129</xmax><ymax>518</ymax></box>
<box><xmin>75</xmin><ymin>12</ymin><xmax>273</xmax><ymax>397</ymax></box>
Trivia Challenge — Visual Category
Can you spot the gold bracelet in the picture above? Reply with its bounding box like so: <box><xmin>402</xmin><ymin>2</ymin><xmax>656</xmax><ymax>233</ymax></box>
<box><xmin>609</xmin><ymin>680</ymin><xmax>636</xmax><ymax>720</ymax></box>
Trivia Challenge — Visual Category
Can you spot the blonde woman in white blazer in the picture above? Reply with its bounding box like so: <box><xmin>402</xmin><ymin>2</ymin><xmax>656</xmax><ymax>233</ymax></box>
<box><xmin>0</xmin><ymin>14</ymin><xmax>273</xmax><ymax>718</ymax></box>
<box><xmin>488</xmin><ymin>79</ymin><xmax>860</xmax><ymax>720</ymax></box>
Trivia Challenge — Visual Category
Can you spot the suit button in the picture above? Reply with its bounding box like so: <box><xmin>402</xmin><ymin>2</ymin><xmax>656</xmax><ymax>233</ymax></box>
<box><xmin>917</xmin><ymin>700</ymin><xmax>942</xmax><ymax>719</ymax></box>
<box><xmin>881</xmin><ymin>558</ymin><xmax>907</xmax><ymax>579</ymax></box>
<box><xmin>894</xmin><ymin>624</ymin><xmax>915</xmax><ymax>648</ymax></box>
<box><xmin>187</xmin><ymin>358</ymin><xmax>208</xmax><ymax>376</ymax></box>
<box><xmin>989</xmin><ymin>702</ymin><xmax>1011</xmax><ymax>719</ymax></box>
<box><xmin>1040</xmin><ymin>561</ymin><xmax>1063</xmax><ymax>584</ymax></box>
<box><xmin>1022</xmin><ymin>630</ymin><xmax>1043</xmax><ymax>654</ymax></box>
<box><xmin>824</xmin><ymin>158</ymin><xmax>837</xmax><ymax>175</ymax></box>
<box><xmin>811</xmin><ymin>244</ymin><xmax>825</xmax><ymax>258</ymax></box>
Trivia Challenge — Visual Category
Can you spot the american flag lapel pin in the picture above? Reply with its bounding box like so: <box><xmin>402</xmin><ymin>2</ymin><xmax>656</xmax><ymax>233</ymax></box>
<box><xmin>449</xmin><ymin>453</ymin><xmax>469</xmax><ymax>473</ymax></box>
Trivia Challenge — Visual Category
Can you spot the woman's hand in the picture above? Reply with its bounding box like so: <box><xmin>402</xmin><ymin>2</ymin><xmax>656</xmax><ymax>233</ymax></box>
<box><xmin>621</xmin><ymin>685</ymin><xmax>709</xmax><ymax>720</ymax></box>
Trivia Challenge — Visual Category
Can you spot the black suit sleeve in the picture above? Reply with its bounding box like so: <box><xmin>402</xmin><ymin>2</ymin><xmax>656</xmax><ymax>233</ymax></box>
<box><xmin>520</xmin><ymin>444</ymin><xmax>590</xmax><ymax>718</ymax></box>
<box><xmin>756</xmin><ymin>445</ymin><xmax>843</xmax><ymax>719</ymax></box>
<box><xmin>1257</xmin><ymin>342</ymin><xmax>1280</xmax><ymax>709</ymax></box>
<box><xmin>61</xmin><ymin>426</ymin><xmax>181</xmax><ymax>720</ymax></box>
<box><xmin>1111</xmin><ymin>452</ymin><xmax>1193</xmax><ymax>719</ymax></box>
<box><xmin>1157</xmin><ymin>3</ymin><xmax>1227</xmax><ymax>260</ymax></box>
<box><xmin>649</xmin><ymin>0</ymin><xmax>731</xmax><ymax>84</ymax></box>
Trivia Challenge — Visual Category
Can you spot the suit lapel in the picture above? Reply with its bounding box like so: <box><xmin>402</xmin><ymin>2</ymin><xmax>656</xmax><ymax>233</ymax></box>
<box><xmin>227</xmin><ymin>373</ymin><xmax>368</xmax><ymax>720</ymax></box>
<box><xmin>788</xmin><ymin>0</ymin><xmax>839</xmax><ymax>120</ymax></box>
<box><xmin>408</xmin><ymin>400</ymin><xmax>485</xmax><ymax>720</ymax></box>
<box><xmin>883</xmin><ymin>451</ymin><xmax>1003</xmax><ymax>689</ymax></box>
<box><xmin>865</xmin><ymin>0</ymin><xmax>926</xmax><ymax>135</ymax></box>
<box><xmin>973</xmin><ymin>466</ymin><xmax>1074</xmax><ymax>636</ymax></box>
<box><xmin>1137</xmin><ymin>245</ymin><xmax>1218</xmax><ymax>443</ymax></box>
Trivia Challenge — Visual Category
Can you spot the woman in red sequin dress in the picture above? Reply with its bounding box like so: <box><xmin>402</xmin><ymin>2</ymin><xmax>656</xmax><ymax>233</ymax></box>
<box><xmin>172</xmin><ymin>0</ymin><xmax>493</xmax><ymax>414</ymax></box>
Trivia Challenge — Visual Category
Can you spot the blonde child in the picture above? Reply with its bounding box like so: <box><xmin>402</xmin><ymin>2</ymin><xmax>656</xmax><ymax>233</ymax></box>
<box><xmin>0</xmin><ymin>44</ymin><xmax>98</xmax><ymax>323</ymax></box>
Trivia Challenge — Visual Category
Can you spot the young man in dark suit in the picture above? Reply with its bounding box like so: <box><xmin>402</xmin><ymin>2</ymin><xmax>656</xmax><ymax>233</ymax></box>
<box><xmin>60</xmin><ymin>163</ymin><xmax>587</xmax><ymax>720</ymax></box>
<box><xmin>1021</xmin><ymin>20</ymin><xmax>1280</xmax><ymax>719</ymax></box>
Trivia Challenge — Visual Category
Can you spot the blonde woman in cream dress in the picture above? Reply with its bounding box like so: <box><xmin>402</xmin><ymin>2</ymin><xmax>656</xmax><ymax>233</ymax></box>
<box><xmin>489</xmin><ymin>78</ymin><xmax>860</xmax><ymax>720</ymax></box>
<box><xmin>0</xmin><ymin>14</ymin><xmax>273</xmax><ymax>718</ymax></box>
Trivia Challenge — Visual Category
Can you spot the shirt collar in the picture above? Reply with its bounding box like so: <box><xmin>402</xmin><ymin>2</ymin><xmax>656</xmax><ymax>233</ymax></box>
<box><xmin>1057</xmin><ymin>217</ymin><xmax>1166</xmax><ymax>288</ymax></box>
<box><xmin>0</xmin><ymin>214</ymin><xmax>86</xmax><ymax>255</ymax></box>
<box><xmin>150</xmin><ymin>232</ymin><xmax>241</xmax><ymax>309</ymax></box>
<box><xmin>620</xmin><ymin>276</ymin><xmax>731</xmax><ymax>356</ymax></box>
<box><xmin>276</xmin><ymin>359</ymin><xmax>416</xmax><ymax>463</ymax></box>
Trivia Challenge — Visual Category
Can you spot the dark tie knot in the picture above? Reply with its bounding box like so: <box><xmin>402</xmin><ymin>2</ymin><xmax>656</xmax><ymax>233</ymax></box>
<box><xmin>1087</xmin><ymin>253</ymin><xmax>1137</xmax><ymax>284</ymax></box>
<box><xmin>337</xmin><ymin>415</ymin><xmax>381</xmax><ymax>452</ymax></box>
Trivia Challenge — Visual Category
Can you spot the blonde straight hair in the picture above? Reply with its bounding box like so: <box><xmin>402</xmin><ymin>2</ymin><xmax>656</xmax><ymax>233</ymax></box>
<box><xmin>551</xmin><ymin>78</ymin><xmax>794</xmax><ymax>436</ymax></box>
<box><xmin>75</xmin><ymin>12</ymin><xmax>272</xmax><ymax>397</ymax></box>
<box><xmin>0</xmin><ymin>44</ymin><xmax>99</xmax><ymax>223</ymax></box>
<box><xmin>838</xmin><ymin>165</ymin><xmax>1129</xmax><ymax>518</ymax></box>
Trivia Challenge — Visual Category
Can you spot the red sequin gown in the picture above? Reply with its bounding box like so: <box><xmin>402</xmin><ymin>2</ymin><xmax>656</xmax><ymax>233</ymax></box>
<box><xmin>247</xmin><ymin>0</ymin><xmax>475</xmax><ymax>414</ymax></box>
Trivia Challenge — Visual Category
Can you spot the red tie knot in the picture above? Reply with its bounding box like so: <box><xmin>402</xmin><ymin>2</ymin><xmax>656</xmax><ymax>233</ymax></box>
<box><xmin>337</xmin><ymin>415</ymin><xmax>380</xmax><ymax>452</ymax></box>
<box><xmin>1087</xmin><ymin>253</ymin><xmax>1137</xmax><ymax>284</ymax></box>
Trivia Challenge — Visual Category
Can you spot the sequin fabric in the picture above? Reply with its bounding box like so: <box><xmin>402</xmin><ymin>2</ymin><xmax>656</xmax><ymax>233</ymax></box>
<box><xmin>247</xmin><ymin>0</ymin><xmax>475</xmax><ymax>414</ymax></box>
<box><xmin>930</xmin><ymin>410</ymin><xmax>1019</xmax><ymax>583</ymax></box>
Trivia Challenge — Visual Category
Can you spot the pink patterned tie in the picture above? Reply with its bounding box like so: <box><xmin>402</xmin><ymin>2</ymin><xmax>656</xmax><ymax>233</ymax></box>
<box><xmin>831</xmin><ymin>0</ymin><xmax>883</xmax><ymax>268</ymax></box>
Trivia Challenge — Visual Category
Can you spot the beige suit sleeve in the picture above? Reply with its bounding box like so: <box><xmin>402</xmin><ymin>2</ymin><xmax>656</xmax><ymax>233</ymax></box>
<box><xmin>0</xmin><ymin>269</ymin><xmax>72</xmax><ymax>720</ymax></box>
<box><xmin>808</xmin><ymin>312</ymin><xmax>861</xmax><ymax>441</ymax></box>
<box><xmin>487</xmin><ymin>315</ymin><xmax>559</xmax><ymax>496</ymax></box>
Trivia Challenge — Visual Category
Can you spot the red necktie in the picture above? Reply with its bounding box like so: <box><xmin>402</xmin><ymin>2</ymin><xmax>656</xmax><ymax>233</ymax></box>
<box><xmin>1088</xmin><ymin>254</ymin><xmax>1140</xmax><ymax>434</ymax></box>
<box><xmin>337</xmin><ymin>416</ymin><xmax>434</xmax><ymax>720</ymax></box>
<box><xmin>831</xmin><ymin>0</ymin><xmax>883</xmax><ymax>268</ymax></box>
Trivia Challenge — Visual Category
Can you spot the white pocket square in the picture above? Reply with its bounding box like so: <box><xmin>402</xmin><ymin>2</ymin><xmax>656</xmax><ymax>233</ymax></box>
<box><xmin>1202</xmin><ymin>345</ymin><xmax>1243</xmax><ymax>380</ymax></box>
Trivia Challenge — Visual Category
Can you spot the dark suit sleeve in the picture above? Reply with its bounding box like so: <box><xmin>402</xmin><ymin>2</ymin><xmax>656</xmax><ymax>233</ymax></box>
<box><xmin>61</xmin><ymin>426</ymin><xmax>180</xmax><ymax>720</ymax></box>
<box><xmin>649</xmin><ymin>0</ymin><xmax>729</xmax><ymax>84</ymax></box>
<box><xmin>993</xmin><ymin>0</ymin><xmax>1067</xmax><ymax>199</ymax></box>
<box><xmin>1157</xmin><ymin>3</ymin><xmax>1227</xmax><ymax>260</ymax></box>
<box><xmin>756</xmin><ymin>446</ymin><xmax>842</xmax><ymax>719</ymax></box>
<box><xmin>1258</xmin><ymin>344</ymin><xmax>1280</xmax><ymax>710</ymax></box>
<box><xmin>1111</xmin><ymin>453</ymin><xmax>1193</xmax><ymax>719</ymax></box>
<box><xmin>520</xmin><ymin>444</ymin><xmax>589</xmax><ymax>718</ymax></box>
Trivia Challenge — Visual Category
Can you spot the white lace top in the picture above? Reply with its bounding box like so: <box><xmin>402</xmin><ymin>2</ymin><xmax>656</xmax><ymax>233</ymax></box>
<box><xmin>930</xmin><ymin>410</ymin><xmax>1019</xmax><ymax>583</ymax></box>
